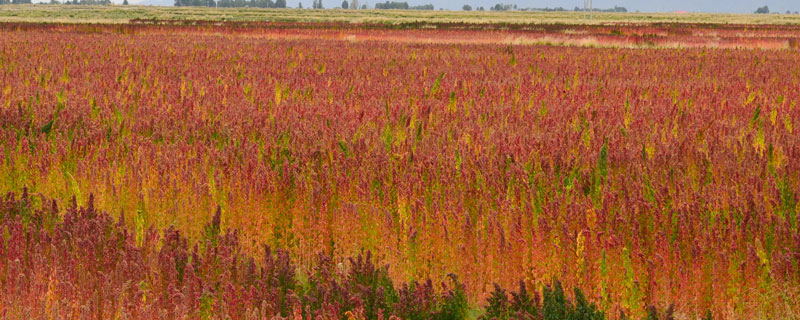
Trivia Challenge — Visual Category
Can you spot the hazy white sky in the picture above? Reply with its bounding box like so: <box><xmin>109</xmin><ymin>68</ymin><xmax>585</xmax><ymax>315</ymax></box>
<box><xmin>125</xmin><ymin>0</ymin><xmax>800</xmax><ymax>14</ymax></box>
<box><xmin>503</xmin><ymin>0</ymin><xmax>798</xmax><ymax>13</ymax></box>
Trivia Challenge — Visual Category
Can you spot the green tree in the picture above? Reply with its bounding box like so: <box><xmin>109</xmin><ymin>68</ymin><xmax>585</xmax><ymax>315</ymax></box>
<box><xmin>341</xmin><ymin>0</ymin><xmax>347</xmax><ymax>8</ymax></box>
<box><xmin>462</xmin><ymin>4</ymin><xmax>471</xmax><ymax>10</ymax></box>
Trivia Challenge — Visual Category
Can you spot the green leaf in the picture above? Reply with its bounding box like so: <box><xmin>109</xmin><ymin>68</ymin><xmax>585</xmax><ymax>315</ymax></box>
<box><xmin>429</xmin><ymin>72</ymin><xmax>445</xmax><ymax>98</ymax></box>
<box><xmin>598</xmin><ymin>141</ymin><xmax>609</xmax><ymax>178</ymax></box>
<box><xmin>338</xmin><ymin>140</ymin><xmax>351</xmax><ymax>158</ymax></box>
<box><xmin>40</xmin><ymin>119</ymin><xmax>53</xmax><ymax>134</ymax></box>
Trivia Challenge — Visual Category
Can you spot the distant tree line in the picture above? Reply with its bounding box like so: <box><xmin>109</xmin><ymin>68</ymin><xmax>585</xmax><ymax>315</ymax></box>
<box><xmin>583</xmin><ymin>5</ymin><xmax>627</xmax><ymax>12</ymax></box>
<box><xmin>409</xmin><ymin>3</ymin><xmax>433</xmax><ymax>10</ymax></box>
<box><xmin>374</xmin><ymin>1</ymin><xmax>432</xmax><ymax>10</ymax></box>
<box><xmin>175</xmin><ymin>0</ymin><xmax>286</xmax><ymax>7</ymax></box>
<box><xmin>489</xmin><ymin>3</ymin><xmax>514</xmax><ymax>11</ymax></box>
<box><xmin>43</xmin><ymin>0</ymin><xmax>111</xmax><ymax>4</ymax></box>
<box><xmin>756</xmin><ymin>7</ymin><xmax>800</xmax><ymax>14</ymax></box>
<box><xmin>0</xmin><ymin>0</ymin><xmax>33</xmax><ymax>4</ymax></box>
<box><xmin>482</xmin><ymin>3</ymin><xmax>626</xmax><ymax>12</ymax></box>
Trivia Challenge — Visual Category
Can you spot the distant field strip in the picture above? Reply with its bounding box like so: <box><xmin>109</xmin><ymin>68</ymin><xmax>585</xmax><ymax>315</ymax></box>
<box><xmin>3</xmin><ymin>5</ymin><xmax>800</xmax><ymax>25</ymax></box>
<box><xmin>6</xmin><ymin>19</ymin><xmax>800</xmax><ymax>49</ymax></box>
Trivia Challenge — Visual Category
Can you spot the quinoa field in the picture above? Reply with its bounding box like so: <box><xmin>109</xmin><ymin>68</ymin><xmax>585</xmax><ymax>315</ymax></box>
<box><xmin>1</xmin><ymin>19</ymin><xmax>799</xmax><ymax>319</ymax></box>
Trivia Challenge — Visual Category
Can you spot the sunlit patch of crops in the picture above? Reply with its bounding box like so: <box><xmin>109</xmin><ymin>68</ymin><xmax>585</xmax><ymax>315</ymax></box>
<box><xmin>1</xmin><ymin>22</ymin><xmax>799</xmax><ymax>319</ymax></box>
